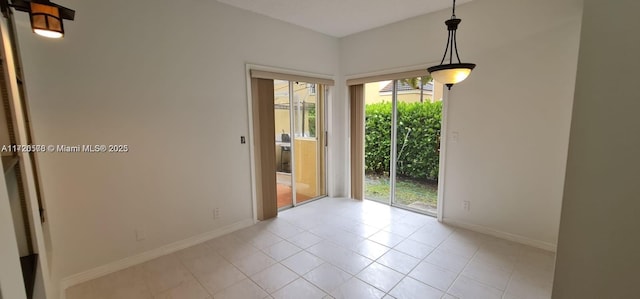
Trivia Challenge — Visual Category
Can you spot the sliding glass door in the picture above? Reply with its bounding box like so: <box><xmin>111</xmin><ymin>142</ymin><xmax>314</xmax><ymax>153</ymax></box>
<box><xmin>364</xmin><ymin>78</ymin><xmax>442</xmax><ymax>215</ymax></box>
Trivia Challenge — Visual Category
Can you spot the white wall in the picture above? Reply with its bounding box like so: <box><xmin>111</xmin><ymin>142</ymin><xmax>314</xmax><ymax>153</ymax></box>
<box><xmin>553</xmin><ymin>1</ymin><xmax>640</xmax><ymax>297</ymax></box>
<box><xmin>14</xmin><ymin>0</ymin><xmax>339</xmax><ymax>294</ymax></box>
<box><xmin>341</xmin><ymin>0</ymin><xmax>582</xmax><ymax>249</ymax></box>
<box><xmin>329</xmin><ymin>76</ymin><xmax>348</xmax><ymax>197</ymax></box>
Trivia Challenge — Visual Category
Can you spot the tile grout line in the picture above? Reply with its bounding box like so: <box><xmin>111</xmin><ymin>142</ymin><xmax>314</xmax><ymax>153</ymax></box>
<box><xmin>441</xmin><ymin>232</ymin><xmax>518</xmax><ymax>298</ymax></box>
<box><xmin>266</xmin><ymin>222</ymin><xmax>332</xmax><ymax>297</ymax></box>
<box><xmin>436</xmin><ymin>228</ymin><xmax>478</xmax><ymax>298</ymax></box>
<box><xmin>174</xmin><ymin>248</ymin><xmax>217</xmax><ymax>298</ymax></box>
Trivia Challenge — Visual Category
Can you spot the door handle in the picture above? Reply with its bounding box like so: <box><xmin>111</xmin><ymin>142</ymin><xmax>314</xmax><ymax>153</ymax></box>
<box><xmin>325</xmin><ymin>131</ymin><xmax>328</xmax><ymax>147</ymax></box>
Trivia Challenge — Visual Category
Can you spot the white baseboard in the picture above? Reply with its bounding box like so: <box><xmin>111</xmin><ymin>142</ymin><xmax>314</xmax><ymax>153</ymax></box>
<box><xmin>442</xmin><ymin>218</ymin><xmax>557</xmax><ymax>252</ymax></box>
<box><xmin>59</xmin><ymin>218</ymin><xmax>255</xmax><ymax>299</ymax></box>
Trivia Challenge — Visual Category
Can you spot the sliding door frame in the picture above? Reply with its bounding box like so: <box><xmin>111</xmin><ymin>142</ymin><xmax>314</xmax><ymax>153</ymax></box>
<box><xmin>347</xmin><ymin>64</ymin><xmax>449</xmax><ymax>221</ymax></box>
<box><xmin>246</xmin><ymin>64</ymin><xmax>334</xmax><ymax>221</ymax></box>
<box><xmin>287</xmin><ymin>81</ymin><xmax>297</xmax><ymax>207</ymax></box>
<box><xmin>389</xmin><ymin>80</ymin><xmax>398</xmax><ymax>206</ymax></box>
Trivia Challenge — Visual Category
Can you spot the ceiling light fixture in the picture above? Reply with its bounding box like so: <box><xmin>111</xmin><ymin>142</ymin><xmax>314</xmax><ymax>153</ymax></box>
<box><xmin>1</xmin><ymin>0</ymin><xmax>75</xmax><ymax>39</ymax></box>
<box><xmin>427</xmin><ymin>0</ymin><xmax>475</xmax><ymax>90</ymax></box>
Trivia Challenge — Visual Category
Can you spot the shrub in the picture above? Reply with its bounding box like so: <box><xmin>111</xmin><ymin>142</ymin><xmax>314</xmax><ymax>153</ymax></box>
<box><xmin>365</xmin><ymin>101</ymin><xmax>442</xmax><ymax>181</ymax></box>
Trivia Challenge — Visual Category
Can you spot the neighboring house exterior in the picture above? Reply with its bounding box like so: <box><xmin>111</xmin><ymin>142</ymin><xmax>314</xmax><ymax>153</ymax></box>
<box><xmin>364</xmin><ymin>79</ymin><xmax>444</xmax><ymax>104</ymax></box>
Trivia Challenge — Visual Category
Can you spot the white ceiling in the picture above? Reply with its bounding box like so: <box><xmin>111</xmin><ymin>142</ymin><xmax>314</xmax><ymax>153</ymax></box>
<box><xmin>216</xmin><ymin>0</ymin><xmax>472</xmax><ymax>38</ymax></box>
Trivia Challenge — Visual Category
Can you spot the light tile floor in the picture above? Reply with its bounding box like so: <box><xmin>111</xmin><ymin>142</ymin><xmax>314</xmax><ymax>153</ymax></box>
<box><xmin>66</xmin><ymin>197</ymin><xmax>555</xmax><ymax>299</ymax></box>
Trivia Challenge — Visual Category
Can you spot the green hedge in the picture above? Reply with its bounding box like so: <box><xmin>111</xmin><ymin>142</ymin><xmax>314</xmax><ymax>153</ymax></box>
<box><xmin>365</xmin><ymin>101</ymin><xmax>442</xmax><ymax>181</ymax></box>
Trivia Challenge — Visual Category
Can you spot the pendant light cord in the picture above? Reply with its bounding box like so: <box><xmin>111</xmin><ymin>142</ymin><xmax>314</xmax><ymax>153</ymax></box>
<box><xmin>452</xmin><ymin>0</ymin><xmax>456</xmax><ymax>18</ymax></box>
<box><xmin>452</xmin><ymin>0</ymin><xmax>461</xmax><ymax>63</ymax></box>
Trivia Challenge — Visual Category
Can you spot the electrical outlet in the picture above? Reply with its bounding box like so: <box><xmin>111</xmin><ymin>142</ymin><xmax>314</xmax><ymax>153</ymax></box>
<box><xmin>213</xmin><ymin>208</ymin><xmax>220</xmax><ymax>220</ymax></box>
<box><xmin>463</xmin><ymin>201</ymin><xmax>471</xmax><ymax>211</ymax></box>
<box><xmin>135</xmin><ymin>228</ymin><xmax>146</xmax><ymax>241</ymax></box>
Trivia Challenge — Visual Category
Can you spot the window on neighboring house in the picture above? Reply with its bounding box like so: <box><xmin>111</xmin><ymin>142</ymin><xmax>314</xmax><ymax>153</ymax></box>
<box><xmin>307</xmin><ymin>83</ymin><xmax>316</xmax><ymax>95</ymax></box>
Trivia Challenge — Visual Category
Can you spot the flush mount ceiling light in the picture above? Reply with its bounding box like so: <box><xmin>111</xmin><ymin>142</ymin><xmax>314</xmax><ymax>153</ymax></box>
<box><xmin>1</xmin><ymin>0</ymin><xmax>75</xmax><ymax>38</ymax></box>
<box><xmin>427</xmin><ymin>0</ymin><xmax>475</xmax><ymax>90</ymax></box>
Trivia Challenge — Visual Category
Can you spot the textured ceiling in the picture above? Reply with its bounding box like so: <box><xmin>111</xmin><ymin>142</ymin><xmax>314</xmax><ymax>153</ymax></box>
<box><xmin>216</xmin><ymin>0</ymin><xmax>472</xmax><ymax>37</ymax></box>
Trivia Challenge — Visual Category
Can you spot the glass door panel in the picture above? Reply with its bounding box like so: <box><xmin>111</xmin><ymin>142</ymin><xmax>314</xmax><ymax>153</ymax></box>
<box><xmin>274</xmin><ymin>80</ymin><xmax>293</xmax><ymax>209</ymax></box>
<box><xmin>292</xmin><ymin>82</ymin><xmax>322</xmax><ymax>204</ymax></box>
<box><xmin>392</xmin><ymin>77</ymin><xmax>440</xmax><ymax>215</ymax></box>
<box><xmin>364</xmin><ymin>80</ymin><xmax>392</xmax><ymax>204</ymax></box>
<box><xmin>361</xmin><ymin>77</ymin><xmax>441</xmax><ymax>216</ymax></box>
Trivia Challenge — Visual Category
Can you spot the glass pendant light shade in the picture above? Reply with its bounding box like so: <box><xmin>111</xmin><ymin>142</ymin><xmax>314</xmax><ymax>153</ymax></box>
<box><xmin>34</xmin><ymin>28</ymin><xmax>62</xmax><ymax>38</ymax></box>
<box><xmin>29</xmin><ymin>2</ymin><xmax>64</xmax><ymax>38</ymax></box>
<box><xmin>428</xmin><ymin>63</ymin><xmax>476</xmax><ymax>85</ymax></box>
